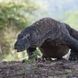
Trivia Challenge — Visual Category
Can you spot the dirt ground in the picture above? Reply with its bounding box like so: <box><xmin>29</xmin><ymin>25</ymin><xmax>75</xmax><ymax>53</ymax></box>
<box><xmin>0</xmin><ymin>60</ymin><xmax>78</xmax><ymax>78</ymax></box>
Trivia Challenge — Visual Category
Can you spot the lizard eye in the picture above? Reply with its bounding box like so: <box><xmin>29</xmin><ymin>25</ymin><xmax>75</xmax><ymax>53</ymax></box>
<box><xmin>22</xmin><ymin>34</ymin><xmax>30</xmax><ymax>40</ymax></box>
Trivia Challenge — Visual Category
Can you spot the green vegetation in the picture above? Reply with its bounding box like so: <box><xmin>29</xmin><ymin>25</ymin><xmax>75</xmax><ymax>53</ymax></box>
<box><xmin>0</xmin><ymin>0</ymin><xmax>41</xmax><ymax>61</ymax></box>
<box><xmin>64</xmin><ymin>11</ymin><xmax>78</xmax><ymax>29</ymax></box>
